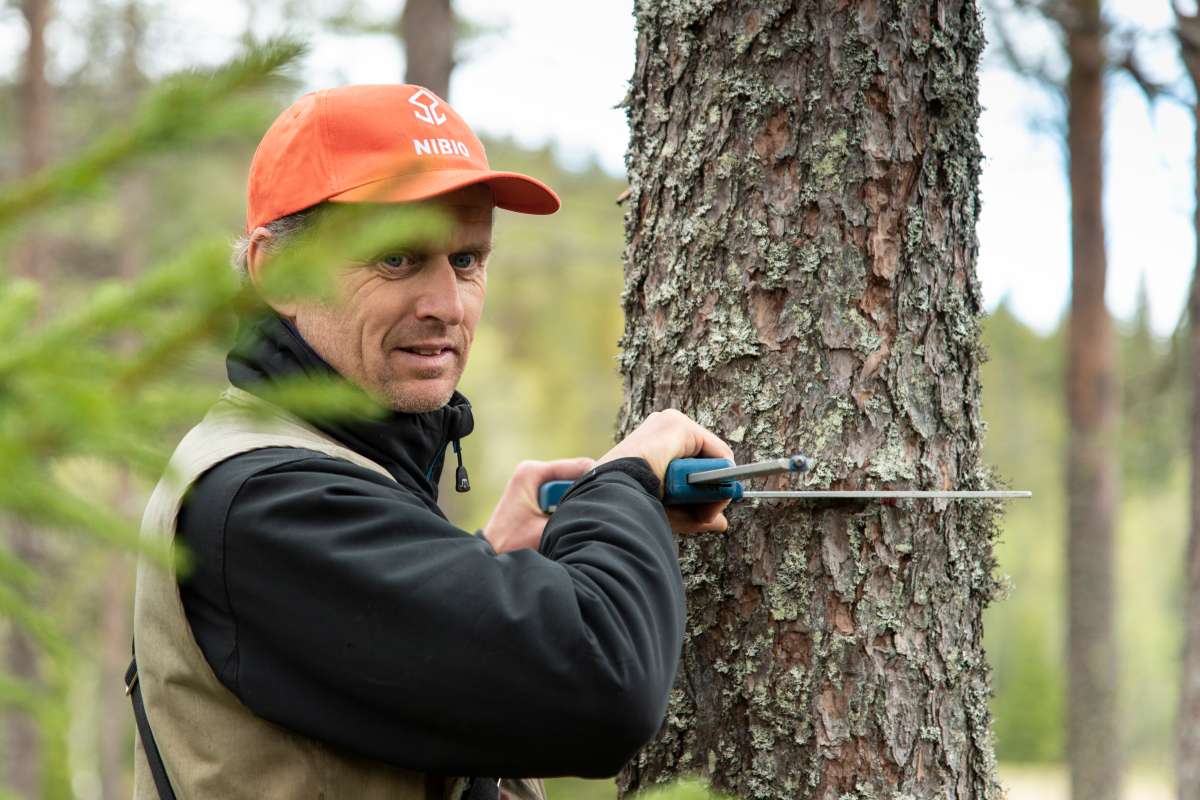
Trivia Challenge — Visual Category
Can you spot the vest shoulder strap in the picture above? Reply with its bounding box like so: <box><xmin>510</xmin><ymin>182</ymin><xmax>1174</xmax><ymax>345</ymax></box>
<box><xmin>166</xmin><ymin>385</ymin><xmax>396</xmax><ymax>484</ymax></box>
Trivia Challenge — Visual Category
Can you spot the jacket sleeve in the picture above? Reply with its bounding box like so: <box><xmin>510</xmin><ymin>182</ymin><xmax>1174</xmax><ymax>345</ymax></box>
<box><xmin>175</xmin><ymin>449</ymin><xmax>684</xmax><ymax>779</ymax></box>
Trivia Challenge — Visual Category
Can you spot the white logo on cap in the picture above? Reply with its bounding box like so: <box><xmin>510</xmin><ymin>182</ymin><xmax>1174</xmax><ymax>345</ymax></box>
<box><xmin>414</xmin><ymin>139</ymin><xmax>471</xmax><ymax>158</ymax></box>
<box><xmin>409</xmin><ymin>89</ymin><xmax>446</xmax><ymax>126</ymax></box>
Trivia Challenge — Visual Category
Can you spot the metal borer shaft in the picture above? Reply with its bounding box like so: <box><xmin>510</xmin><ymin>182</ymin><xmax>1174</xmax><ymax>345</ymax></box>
<box><xmin>687</xmin><ymin>454</ymin><xmax>814</xmax><ymax>485</ymax></box>
<box><xmin>742</xmin><ymin>490</ymin><xmax>1032</xmax><ymax>500</ymax></box>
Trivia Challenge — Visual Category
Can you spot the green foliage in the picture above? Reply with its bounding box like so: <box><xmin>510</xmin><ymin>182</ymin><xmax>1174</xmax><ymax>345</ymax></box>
<box><xmin>1120</xmin><ymin>279</ymin><xmax>1187</xmax><ymax>492</ymax></box>
<box><xmin>981</xmin><ymin>299</ymin><xmax>1189</xmax><ymax>769</ymax></box>
<box><xmin>979</xmin><ymin>301</ymin><xmax>1068</xmax><ymax>763</ymax></box>
<box><xmin>0</xmin><ymin>39</ymin><xmax>305</xmax><ymax>228</ymax></box>
<box><xmin>0</xmin><ymin>92</ymin><xmax>448</xmax><ymax>555</ymax></box>
<box><xmin>0</xmin><ymin>38</ymin><xmax>380</xmax><ymax>798</ymax></box>
<box><xmin>544</xmin><ymin>777</ymin><xmax>730</xmax><ymax>800</ymax></box>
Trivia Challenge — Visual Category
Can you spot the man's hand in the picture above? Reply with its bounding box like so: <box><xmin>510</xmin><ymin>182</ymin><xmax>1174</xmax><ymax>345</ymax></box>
<box><xmin>596</xmin><ymin>409</ymin><xmax>735</xmax><ymax>535</ymax></box>
<box><xmin>483</xmin><ymin>458</ymin><xmax>595</xmax><ymax>554</ymax></box>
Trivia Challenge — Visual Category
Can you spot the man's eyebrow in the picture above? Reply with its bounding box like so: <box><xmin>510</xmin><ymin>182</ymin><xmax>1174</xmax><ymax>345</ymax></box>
<box><xmin>388</xmin><ymin>240</ymin><xmax>492</xmax><ymax>256</ymax></box>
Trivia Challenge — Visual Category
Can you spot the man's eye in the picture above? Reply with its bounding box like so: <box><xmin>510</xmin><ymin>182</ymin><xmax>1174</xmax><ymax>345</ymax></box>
<box><xmin>378</xmin><ymin>253</ymin><xmax>414</xmax><ymax>269</ymax></box>
<box><xmin>449</xmin><ymin>252</ymin><xmax>479</xmax><ymax>270</ymax></box>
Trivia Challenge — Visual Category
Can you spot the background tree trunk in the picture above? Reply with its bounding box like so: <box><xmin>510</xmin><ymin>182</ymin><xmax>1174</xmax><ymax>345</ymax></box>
<box><xmin>12</xmin><ymin>0</ymin><xmax>52</xmax><ymax>283</ymax></box>
<box><xmin>6</xmin><ymin>0</ymin><xmax>53</xmax><ymax>796</ymax></box>
<box><xmin>399</xmin><ymin>0</ymin><xmax>455</xmax><ymax>99</ymax></box>
<box><xmin>96</xmin><ymin>6</ymin><xmax>146</xmax><ymax>798</ymax></box>
<box><xmin>17</xmin><ymin>0</ymin><xmax>51</xmax><ymax>182</ymax></box>
<box><xmin>1063</xmin><ymin>2</ymin><xmax>1121</xmax><ymax>799</ymax></box>
<box><xmin>616</xmin><ymin>2</ymin><xmax>999</xmax><ymax>797</ymax></box>
<box><xmin>1175</xmin><ymin>9</ymin><xmax>1200</xmax><ymax>799</ymax></box>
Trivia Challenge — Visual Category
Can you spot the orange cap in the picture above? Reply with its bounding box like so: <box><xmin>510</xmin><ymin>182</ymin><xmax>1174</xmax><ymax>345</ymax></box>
<box><xmin>245</xmin><ymin>84</ymin><xmax>560</xmax><ymax>232</ymax></box>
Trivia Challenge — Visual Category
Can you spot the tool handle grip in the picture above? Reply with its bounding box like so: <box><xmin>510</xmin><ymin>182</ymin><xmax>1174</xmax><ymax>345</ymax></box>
<box><xmin>537</xmin><ymin>480</ymin><xmax>573</xmax><ymax>514</ymax></box>
<box><xmin>537</xmin><ymin>458</ymin><xmax>744</xmax><ymax>513</ymax></box>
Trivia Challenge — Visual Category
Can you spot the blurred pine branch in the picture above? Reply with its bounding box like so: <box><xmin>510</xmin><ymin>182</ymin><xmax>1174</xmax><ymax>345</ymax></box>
<box><xmin>0</xmin><ymin>37</ymin><xmax>307</xmax><ymax>230</ymax></box>
<box><xmin>0</xmin><ymin>38</ymin><xmax>318</xmax><ymax>797</ymax></box>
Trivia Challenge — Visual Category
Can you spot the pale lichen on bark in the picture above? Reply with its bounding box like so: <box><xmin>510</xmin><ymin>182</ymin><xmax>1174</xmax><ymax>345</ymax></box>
<box><xmin>617</xmin><ymin>1</ymin><xmax>1001</xmax><ymax>798</ymax></box>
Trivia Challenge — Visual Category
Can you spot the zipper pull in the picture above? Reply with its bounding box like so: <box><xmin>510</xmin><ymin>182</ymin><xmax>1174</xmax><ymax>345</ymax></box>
<box><xmin>452</xmin><ymin>438</ymin><xmax>470</xmax><ymax>493</ymax></box>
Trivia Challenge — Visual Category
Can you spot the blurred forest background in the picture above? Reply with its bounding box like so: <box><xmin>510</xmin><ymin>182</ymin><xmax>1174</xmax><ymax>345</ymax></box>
<box><xmin>0</xmin><ymin>0</ymin><xmax>1195</xmax><ymax>798</ymax></box>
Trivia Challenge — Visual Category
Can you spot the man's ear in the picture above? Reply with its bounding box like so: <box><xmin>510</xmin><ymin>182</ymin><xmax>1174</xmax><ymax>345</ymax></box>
<box><xmin>246</xmin><ymin>227</ymin><xmax>299</xmax><ymax>319</ymax></box>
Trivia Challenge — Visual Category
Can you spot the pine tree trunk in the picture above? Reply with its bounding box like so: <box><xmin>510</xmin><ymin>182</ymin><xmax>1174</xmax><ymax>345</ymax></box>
<box><xmin>7</xmin><ymin>1</ymin><xmax>53</xmax><ymax>796</ymax></box>
<box><xmin>1063</xmin><ymin>3</ymin><xmax>1120</xmax><ymax>799</ymax></box>
<box><xmin>1175</xmin><ymin>9</ymin><xmax>1200</xmax><ymax>799</ymax></box>
<box><xmin>12</xmin><ymin>0</ymin><xmax>52</xmax><ymax>283</ymax></box>
<box><xmin>399</xmin><ymin>0</ymin><xmax>455</xmax><ymax>99</ymax></box>
<box><xmin>616</xmin><ymin>2</ymin><xmax>999</xmax><ymax>797</ymax></box>
<box><xmin>18</xmin><ymin>0</ymin><xmax>51</xmax><ymax>181</ymax></box>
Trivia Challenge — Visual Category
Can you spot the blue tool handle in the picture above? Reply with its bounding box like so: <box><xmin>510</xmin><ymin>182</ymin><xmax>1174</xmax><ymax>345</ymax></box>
<box><xmin>537</xmin><ymin>458</ymin><xmax>744</xmax><ymax>513</ymax></box>
<box><xmin>664</xmin><ymin>458</ymin><xmax>744</xmax><ymax>505</ymax></box>
<box><xmin>538</xmin><ymin>480</ymin><xmax>573</xmax><ymax>513</ymax></box>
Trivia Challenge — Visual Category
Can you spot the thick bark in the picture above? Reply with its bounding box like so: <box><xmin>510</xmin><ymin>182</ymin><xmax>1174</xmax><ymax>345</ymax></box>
<box><xmin>1063</xmin><ymin>3</ymin><xmax>1121</xmax><ymax>799</ymax></box>
<box><xmin>1175</xmin><ymin>10</ymin><xmax>1200</xmax><ymax>799</ymax></box>
<box><xmin>617</xmin><ymin>2</ymin><xmax>998</xmax><ymax>798</ymax></box>
<box><xmin>399</xmin><ymin>0</ymin><xmax>455</xmax><ymax>99</ymax></box>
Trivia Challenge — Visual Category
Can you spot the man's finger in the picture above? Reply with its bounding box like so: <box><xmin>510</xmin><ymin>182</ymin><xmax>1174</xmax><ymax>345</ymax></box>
<box><xmin>692</xmin><ymin>504</ymin><xmax>728</xmax><ymax>532</ymax></box>
<box><xmin>695</xmin><ymin>425</ymin><xmax>735</xmax><ymax>462</ymax></box>
<box><xmin>533</xmin><ymin>457</ymin><xmax>596</xmax><ymax>483</ymax></box>
<box><xmin>666</xmin><ymin>503</ymin><xmax>729</xmax><ymax>535</ymax></box>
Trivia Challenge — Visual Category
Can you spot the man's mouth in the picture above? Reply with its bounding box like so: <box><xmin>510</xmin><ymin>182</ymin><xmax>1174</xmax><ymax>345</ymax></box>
<box><xmin>393</xmin><ymin>342</ymin><xmax>457</xmax><ymax>367</ymax></box>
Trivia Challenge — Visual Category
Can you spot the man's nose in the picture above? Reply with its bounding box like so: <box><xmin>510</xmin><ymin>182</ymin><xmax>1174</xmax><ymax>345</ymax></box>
<box><xmin>413</xmin><ymin>258</ymin><xmax>466</xmax><ymax>325</ymax></box>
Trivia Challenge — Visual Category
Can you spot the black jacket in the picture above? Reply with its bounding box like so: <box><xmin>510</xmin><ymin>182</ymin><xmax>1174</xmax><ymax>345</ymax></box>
<box><xmin>175</xmin><ymin>312</ymin><xmax>685</xmax><ymax>778</ymax></box>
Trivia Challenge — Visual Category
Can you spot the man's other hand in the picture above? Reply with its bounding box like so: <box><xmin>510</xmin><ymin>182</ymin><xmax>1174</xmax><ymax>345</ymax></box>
<box><xmin>483</xmin><ymin>458</ymin><xmax>595</xmax><ymax>554</ymax></box>
<box><xmin>595</xmin><ymin>409</ymin><xmax>735</xmax><ymax>535</ymax></box>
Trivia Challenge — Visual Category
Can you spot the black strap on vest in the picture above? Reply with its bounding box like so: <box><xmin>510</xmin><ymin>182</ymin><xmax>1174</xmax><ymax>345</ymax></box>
<box><xmin>125</xmin><ymin>653</ymin><xmax>177</xmax><ymax>800</ymax></box>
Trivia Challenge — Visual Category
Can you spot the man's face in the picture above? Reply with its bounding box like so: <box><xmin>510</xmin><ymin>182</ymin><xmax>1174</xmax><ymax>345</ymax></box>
<box><xmin>252</xmin><ymin>185</ymin><xmax>493</xmax><ymax>412</ymax></box>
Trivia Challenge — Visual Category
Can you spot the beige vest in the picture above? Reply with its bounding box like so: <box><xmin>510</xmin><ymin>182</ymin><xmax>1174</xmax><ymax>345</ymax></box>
<box><xmin>132</xmin><ymin>386</ymin><xmax>545</xmax><ymax>800</ymax></box>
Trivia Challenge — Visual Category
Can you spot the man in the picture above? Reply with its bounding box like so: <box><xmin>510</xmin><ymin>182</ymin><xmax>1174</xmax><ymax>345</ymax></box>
<box><xmin>129</xmin><ymin>84</ymin><xmax>733</xmax><ymax>800</ymax></box>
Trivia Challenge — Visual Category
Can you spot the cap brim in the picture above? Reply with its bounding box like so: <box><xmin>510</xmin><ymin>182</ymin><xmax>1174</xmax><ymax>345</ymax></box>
<box><xmin>327</xmin><ymin>169</ymin><xmax>560</xmax><ymax>215</ymax></box>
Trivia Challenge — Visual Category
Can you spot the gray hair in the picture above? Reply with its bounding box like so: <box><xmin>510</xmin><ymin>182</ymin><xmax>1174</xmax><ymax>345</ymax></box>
<box><xmin>230</xmin><ymin>205</ymin><xmax>324</xmax><ymax>281</ymax></box>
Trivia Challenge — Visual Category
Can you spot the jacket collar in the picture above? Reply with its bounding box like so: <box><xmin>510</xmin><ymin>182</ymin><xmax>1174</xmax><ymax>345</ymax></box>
<box><xmin>225</xmin><ymin>310</ymin><xmax>474</xmax><ymax>503</ymax></box>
